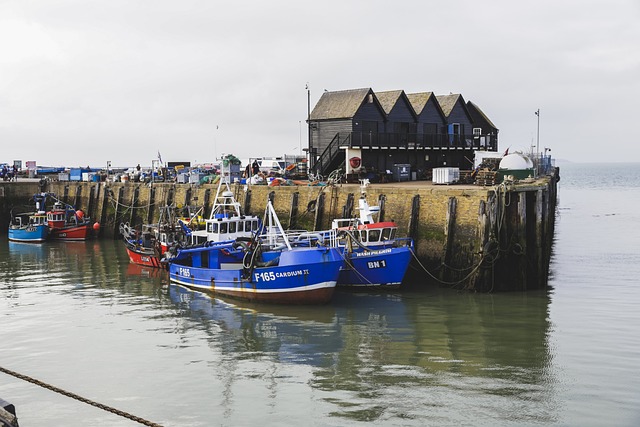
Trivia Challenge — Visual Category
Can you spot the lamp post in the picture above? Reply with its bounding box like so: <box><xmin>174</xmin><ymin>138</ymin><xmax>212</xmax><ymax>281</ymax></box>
<box><xmin>306</xmin><ymin>83</ymin><xmax>311</xmax><ymax>168</ymax></box>
<box><xmin>536</xmin><ymin>108</ymin><xmax>541</xmax><ymax>175</ymax></box>
<box><xmin>535</xmin><ymin>109</ymin><xmax>540</xmax><ymax>159</ymax></box>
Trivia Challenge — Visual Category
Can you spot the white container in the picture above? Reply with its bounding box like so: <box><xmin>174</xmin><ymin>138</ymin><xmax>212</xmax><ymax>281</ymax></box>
<box><xmin>432</xmin><ymin>167</ymin><xmax>460</xmax><ymax>184</ymax></box>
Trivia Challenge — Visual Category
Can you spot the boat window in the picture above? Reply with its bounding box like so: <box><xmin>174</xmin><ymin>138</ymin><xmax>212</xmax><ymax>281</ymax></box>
<box><xmin>220</xmin><ymin>223</ymin><xmax>227</xmax><ymax>234</ymax></box>
<box><xmin>212</xmin><ymin>223</ymin><xmax>219</xmax><ymax>233</ymax></box>
<box><xmin>390</xmin><ymin>228</ymin><xmax>397</xmax><ymax>240</ymax></box>
<box><xmin>251</xmin><ymin>220</ymin><xmax>259</xmax><ymax>231</ymax></box>
<box><xmin>229</xmin><ymin>222</ymin><xmax>236</xmax><ymax>233</ymax></box>
<box><xmin>359</xmin><ymin>230</ymin><xmax>367</xmax><ymax>242</ymax></box>
<box><xmin>200</xmin><ymin>252</ymin><xmax>209</xmax><ymax>269</ymax></box>
<box><xmin>381</xmin><ymin>228</ymin><xmax>392</xmax><ymax>241</ymax></box>
<box><xmin>369</xmin><ymin>229</ymin><xmax>381</xmax><ymax>242</ymax></box>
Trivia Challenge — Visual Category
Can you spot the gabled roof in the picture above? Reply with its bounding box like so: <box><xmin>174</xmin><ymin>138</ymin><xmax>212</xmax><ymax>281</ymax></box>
<box><xmin>467</xmin><ymin>101</ymin><xmax>498</xmax><ymax>130</ymax></box>
<box><xmin>405</xmin><ymin>92</ymin><xmax>432</xmax><ymax>114</ymax></box>
<box><xmin>406</xmin><ymin>92</ymin><xmax>446</xmax><ymax>118</ymax></box>
<box><xmin>436</xmin><ymin>93</ymin><xmax>474</xmax><ymax>122</ymax></box>
<box><xmin>309</xmin><ymin>88</ymin><xmax>374</xmax><ymax>120</ymax></box>
<box><xmin>375</xmin><ymin>90</ymin><xmax>405</xmax><ymax>114</ymax></box>
<box><xmin>376</xmin><ymin>90</ymin><xmax>418</xmax><ymax>120</ymax></box>
<box><xmin>435</xmin><ymin>94</ymin><xmax>462</xmax><ymax>117</ymax></box>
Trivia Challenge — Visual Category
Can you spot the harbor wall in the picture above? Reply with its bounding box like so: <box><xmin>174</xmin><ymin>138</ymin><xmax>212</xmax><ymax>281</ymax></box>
<box><xmin>0</xmin><ymin>170</ymin><xmax>559</xmax><ymax>292</ymax></box>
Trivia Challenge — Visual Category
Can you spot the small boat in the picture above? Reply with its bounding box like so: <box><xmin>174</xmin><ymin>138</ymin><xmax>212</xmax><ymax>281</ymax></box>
<box><xmin>166</xmin><ymin>201</ymin><xmax>344</xmax><ymax>305</ymax></box>
<box><xmin>8</xmin><ymin>211</ymin><xmax>48</xmax><ymax>242</ymax></box>
<box><xmin>187</xmin><ymin>179</ymin><xmax>262</xmax><ymax>245</ymax></box>
<box><xmin>120</xmin><ymin>205</ymin><xmax>188</xmax><ymax>268</ymax></box>
<box><xmin>8</xmin><ymin>194</ymin><xmax>49</xmax><ymax>242</ymax></box>
<box><xmin>329</xmin><ymin>179</ymin><xmax>414</xmax><ymax>288</ymax></box>
<box><xmin>46</xmin><ymin>200</ymin><xmax>100</xmax><ymax>241</ymax></box>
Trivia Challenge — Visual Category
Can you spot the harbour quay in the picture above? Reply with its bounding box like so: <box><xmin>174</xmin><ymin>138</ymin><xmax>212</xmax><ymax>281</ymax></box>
<box><xmin>0</xmin><ymin>169</ymin><xmax>558</xmax><ymax>292</ymax></box>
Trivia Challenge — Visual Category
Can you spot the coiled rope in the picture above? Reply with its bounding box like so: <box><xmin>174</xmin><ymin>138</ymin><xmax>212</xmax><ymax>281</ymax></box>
<box><xmin>0</xmin><ymin>366</ymin><xmax>163</xmax><ymax>427</ymax></box>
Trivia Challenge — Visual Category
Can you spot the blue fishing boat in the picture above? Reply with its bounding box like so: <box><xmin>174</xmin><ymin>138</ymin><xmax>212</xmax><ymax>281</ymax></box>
<box><xmin>329</xmin><ymin>179</ymin><xmax>414</xmax><ymax>288</ymax></box>
<box><xmin>8</xmin><ymin>211</ymin><xmax>48</xmax><ymax>242</ymax></box>
<box><xmin>166</xmin><ymin>201</ymin><xmax>344</xmax><ymax>305</ymax></box>
<box><xmin>8</xmin><ymin>194</ymin><xmax>49</xmax><ymax>242</ymax></box>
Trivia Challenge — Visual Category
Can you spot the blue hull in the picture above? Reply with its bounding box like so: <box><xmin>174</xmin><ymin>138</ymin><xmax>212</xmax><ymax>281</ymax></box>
<box><xmin>168</xmin><ymin>243</ymin><xmax>344</xmax><ymax>304</ymax></box>
<box><xmin>8</xmin><ymin>225</ymin><xmax>48</xmax><ymax>242</ymax></box>
<box><xmin>339</xmin><ymin>246</ymin><xmax>412</xmax><ymax>288</ymax></box>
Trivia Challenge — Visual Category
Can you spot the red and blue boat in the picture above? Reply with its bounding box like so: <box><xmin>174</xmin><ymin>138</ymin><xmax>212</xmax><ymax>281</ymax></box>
<box><xmin>46</xmin><ymin>201</ymin><xmax>100</xmax><ymax>241</ymax></box>
<box><xmin>329</xmin><ymin>179</ymin><xmax>414</xmax><ymax>288</ymax></box>
<box><xmin>120</xmin><ymin>205</ymin><xmax>187</xmax><ymax>268</ymax></box>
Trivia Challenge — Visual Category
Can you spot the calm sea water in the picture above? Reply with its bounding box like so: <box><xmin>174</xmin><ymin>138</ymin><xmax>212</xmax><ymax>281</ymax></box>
<box><xmin>1</xmin><ymin>163</ymin><xmax>639</xmax><ymax>426</ymax></box>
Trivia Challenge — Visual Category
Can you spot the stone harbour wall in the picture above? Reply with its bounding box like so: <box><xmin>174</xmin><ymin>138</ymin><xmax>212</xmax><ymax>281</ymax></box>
<box><xmin>0</xmin><ymin>169</ymin><xmax>558</xmax><ymax>292</ymax></box>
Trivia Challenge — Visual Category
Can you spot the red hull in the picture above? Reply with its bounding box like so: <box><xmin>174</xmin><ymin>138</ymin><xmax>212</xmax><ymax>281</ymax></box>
<box><xmin>49</xmin><ymin>224</ymin><xmax>93</xmax><ymax>241</ymax></box>
<box><xmin>125</xmin><ymin>246</ymin><xmax>166</xmax><ymax>268</ymax></box>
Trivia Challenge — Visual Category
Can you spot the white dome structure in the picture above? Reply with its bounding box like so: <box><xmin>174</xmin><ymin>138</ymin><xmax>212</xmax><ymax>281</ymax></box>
<box><xmin>499</xmin><ymin>153</ymin><xmax>533</xmax><ymax>170</ymax></box>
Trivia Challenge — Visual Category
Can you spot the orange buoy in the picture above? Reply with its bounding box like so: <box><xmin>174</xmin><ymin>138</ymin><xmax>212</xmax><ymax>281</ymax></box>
<box><xmin>93</xmin><ymin>222</ymin><xmax>100</xmax><ymax>231</ymax></box>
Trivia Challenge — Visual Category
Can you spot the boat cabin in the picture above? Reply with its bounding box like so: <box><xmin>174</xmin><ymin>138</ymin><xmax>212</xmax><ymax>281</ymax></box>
<box><xmin>333</xmin><ymin>221</ymin><xmax>398</xmax><ymax>248</ymax></box>
<box><xmin>190</xmin><ymin>216</ymin><xmax>261</xmax><ymax>245</ymax></box>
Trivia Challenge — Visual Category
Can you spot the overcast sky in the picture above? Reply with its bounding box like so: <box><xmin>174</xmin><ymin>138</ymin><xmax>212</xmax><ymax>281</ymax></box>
<box><xmin>1</xmin><ymin>0</ymin><xmax>639</xmax><ymax>167</ymax></box>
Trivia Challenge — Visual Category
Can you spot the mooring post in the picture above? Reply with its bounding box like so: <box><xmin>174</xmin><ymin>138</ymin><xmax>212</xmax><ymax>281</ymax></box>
<box><xmin>313</xmin><ymin>192</ymin><xmax>325</xmax><ymax>231</ymax></box>
<box><xmin>129</xmin><ymin>186</ymin><xmax>139</xmax><ymax>227</ymax></box>
<box><xmin>74</xmin><ymin>185</ymin><xmax>82</xmax><ymax>210</ymax></box>
<box><xmin>443</xmin><ymin>196</ymin><xmax>457</xmax><ymax>278</ymax></box>
<box><xmin>378</xmin><ymin>194</ymin><xmax>386</xmax><ymax>222</ymax></box>
<box><xmin>244</xmin><ymin>188</ymin><xmax>252</xmax><ymax>216</ymax></box>
<box><xmin>289</xmin><ymin>192</ymin><xmax>299</xmax><ymax>229</ymax></box>
<box><xmin>203</xmin><ymin>188</ymin><xmax>211</xmax><ymax>218</ymax></box>
<box><xmin>517</xmin><ymin>191</ymin><xmax>528</xmax><ymax>290</ymax></box>
<box><xmin>342</xmin><ymin>193</ymin><xmax>354</xmax><ymax>219</ymax></box>
<box><xmin>535</xmin><ymin>188</ymin><xmax>544</xmax><ymax>288</ymax></box>
<box><xmin>87</xmin><ymin>184</ymin><xmax>96</xmax><ymax>220</ymax></box>
<box><xmin>113</xmin><ymin>186</ymin><xmax>125</xmax><ymax>237</ymax></box>
<box><xmin>146</xmin><ymin>187</ymin><xmax>155</xmax><ymax>224</ymax></box>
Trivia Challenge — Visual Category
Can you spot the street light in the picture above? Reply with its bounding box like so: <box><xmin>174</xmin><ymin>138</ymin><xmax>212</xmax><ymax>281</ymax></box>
<box><xmin>535</xmin><ymin>109</ymin><xmax>540</xmax><ymax>159</ymax></box>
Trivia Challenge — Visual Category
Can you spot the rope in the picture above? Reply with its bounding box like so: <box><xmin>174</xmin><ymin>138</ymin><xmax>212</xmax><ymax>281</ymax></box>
<box><xmin>408</xmin><ymin>247</ymin><xmax>485</xmax><ymax>289</ymax></box>
<box><xmin>0</xmin><ymin>366</ymin><xmax>164</xmax><ymax>427</ymax></box>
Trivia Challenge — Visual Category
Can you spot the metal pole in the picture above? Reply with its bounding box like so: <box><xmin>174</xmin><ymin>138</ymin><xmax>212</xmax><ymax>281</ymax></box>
<box><xmin>306</xmin><ymin>83</ymin><xmax>311</xmax><ymax>168</ymax></box>
<box><xmin>535</xmin><ymin>109</ymin><xmax>540</xmax><ymax>158</ymax></box>
<box><xmin>536</xmin><ymin>108</ymin><xmax>540</xmax><ymax>175</ymax></box>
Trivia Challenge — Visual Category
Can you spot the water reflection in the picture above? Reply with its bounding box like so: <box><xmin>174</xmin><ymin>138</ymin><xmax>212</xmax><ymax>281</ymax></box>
<box><xmin>1</xmin><ymin>238</ymin><xmax>558</xmax><ymax>425</ymax></box>
<box><xmin>167</xmin><ymin>282</ymin><xmax>556</xmax><ymax>423</ymax></box>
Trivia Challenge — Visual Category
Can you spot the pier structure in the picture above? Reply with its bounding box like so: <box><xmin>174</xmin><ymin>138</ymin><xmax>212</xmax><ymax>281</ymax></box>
<box><xmin>0</xmin><ymin>170</ymin><xmax>558</xmax><ymax>292</ymax></box>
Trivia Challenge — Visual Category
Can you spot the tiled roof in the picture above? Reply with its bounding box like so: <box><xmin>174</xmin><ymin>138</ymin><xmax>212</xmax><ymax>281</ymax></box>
<box><xmin>375</xmin><ymin>90</ymin><xmax>404</xmax><ymax>114</ymax></box>
<box><xmin>435</xmin><ymin>94</ymin><xmax>461</xmax><ymax>117</ymax></box>
<box><xmin>406</xmin><ymin>92</ymin><xmax>433</xmax><ymax>115</ymax></box>
<box><xmin>309</xmin><ymin>88</ymin><xmax>372</xmax><ymax>120</ymax></box>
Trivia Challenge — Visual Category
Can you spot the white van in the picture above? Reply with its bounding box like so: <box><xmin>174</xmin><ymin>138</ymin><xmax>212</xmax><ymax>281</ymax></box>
<box><xmin>255</xmin><ymin>158</ymin><xmax>286</xmax><ymax>174</ymax></box>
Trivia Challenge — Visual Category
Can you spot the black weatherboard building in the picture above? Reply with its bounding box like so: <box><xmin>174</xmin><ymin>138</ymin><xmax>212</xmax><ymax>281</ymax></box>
<box><xmin>308</xmin><ymin>88</ymin><xmax>498</xmax><ymax>180</ymax></box>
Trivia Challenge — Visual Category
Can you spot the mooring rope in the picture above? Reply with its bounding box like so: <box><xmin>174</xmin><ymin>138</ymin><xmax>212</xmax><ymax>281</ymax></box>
<box><xmin>0</xmin><ymin>366</ymin><xmax>164</xmax><ymax>427</ymax></box>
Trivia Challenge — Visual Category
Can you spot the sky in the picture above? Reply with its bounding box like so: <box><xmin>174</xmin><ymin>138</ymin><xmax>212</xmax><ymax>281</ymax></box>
<box><xmin>1</xmin><ymin>0</ymin><xmax>639</xmax><ymax>168</ymax></box>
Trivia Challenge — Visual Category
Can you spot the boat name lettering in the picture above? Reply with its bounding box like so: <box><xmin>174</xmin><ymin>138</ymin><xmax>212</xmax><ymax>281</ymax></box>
<box><xmin>178</xmin><ymin>267</ymin><xmax>191</xmax><ymax>277</ymax></box>
<box><xmin>355</xmin><ymin>248</ymin><xmax>392</xmax><ymax>257</ymax></box>
<box><xmin>141</xmin><ymin>256</ymin><xmax>151</xmax><ymax>262</ymax></box>
<box><xmin>367</xmin><ymin>259</ymin><xmax>387</xmax><ymax>269</ymax></box>
<box><xmin>254</xmin><ymin>269</ymin><xmax>309</xmax><ymax>282</ymax></box>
